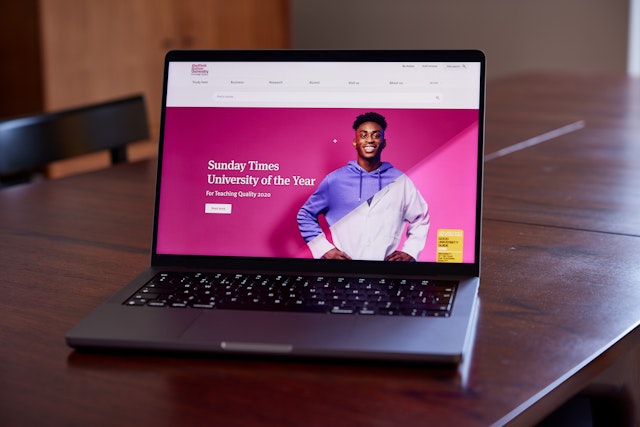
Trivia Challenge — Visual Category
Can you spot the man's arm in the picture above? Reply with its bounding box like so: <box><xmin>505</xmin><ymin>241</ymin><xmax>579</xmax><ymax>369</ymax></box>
<box><xmin>297</xmin><ymin>179</ymin><xmax>330</xmax><ymax>243</ymax></box>
<box><xmin>385</xmin><ymin>250</ymin><xmax>415</xmax><ymax>262</ymax></box>
<box><xmin>322</xmin><ymin>248</ymin><xmax>352</xmax><ymax>260</ymax></box>
<box><xmin>398</xmin><ymin>178</ymin><xmax>430</xmax><ymax>260</ymax></box>
<box><xmin>298</xmin><ymin>178</ymin><xmax>347</xmax><ymax>259</ymax></box>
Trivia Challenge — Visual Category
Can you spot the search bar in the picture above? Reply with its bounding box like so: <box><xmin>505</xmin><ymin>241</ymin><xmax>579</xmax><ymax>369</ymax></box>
<box><xmin>212</xmin><ymin>91</ymin><xmax>442</xmax><ymax>107</ymax></box>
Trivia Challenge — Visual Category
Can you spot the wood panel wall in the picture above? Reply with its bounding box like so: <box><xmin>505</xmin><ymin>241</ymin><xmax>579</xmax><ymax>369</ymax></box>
<box><xmin>1</xmin><ymin>0</ymin><xmax>290</xmax><ymax>178</ymax></box>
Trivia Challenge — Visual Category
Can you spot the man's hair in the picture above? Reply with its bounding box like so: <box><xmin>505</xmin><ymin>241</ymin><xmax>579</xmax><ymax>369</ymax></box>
<box><xmin>352</xmin><ymin>112</ymin><xmax>387</xmax><ymax>131</ymax></box>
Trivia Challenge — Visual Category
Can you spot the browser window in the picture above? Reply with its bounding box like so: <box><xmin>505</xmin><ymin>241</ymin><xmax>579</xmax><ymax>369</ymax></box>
<box><xmin>156</xmin><ymin>60</ymin><xmax>481</xmax><ymax>264</ymax></box>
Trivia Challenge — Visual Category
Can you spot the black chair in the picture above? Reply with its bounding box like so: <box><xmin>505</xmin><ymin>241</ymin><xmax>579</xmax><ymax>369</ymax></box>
<box><xmin>0</xmin><ymin>94</ymin><xmax>150</xmax><ymax>187</ymax></box>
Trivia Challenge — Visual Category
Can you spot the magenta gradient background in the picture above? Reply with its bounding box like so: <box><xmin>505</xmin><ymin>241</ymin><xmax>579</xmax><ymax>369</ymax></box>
<box><xmin>156</xmin><ymin>107</ymin><xmax>479</xmax><ymax>262</ymax></box>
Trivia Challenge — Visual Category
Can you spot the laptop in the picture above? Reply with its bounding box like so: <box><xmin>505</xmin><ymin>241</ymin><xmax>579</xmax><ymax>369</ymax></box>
<box><xmin>66</xmin><ymin>50</ymin><xmax>485</xmax><ymax>363</ymax></box>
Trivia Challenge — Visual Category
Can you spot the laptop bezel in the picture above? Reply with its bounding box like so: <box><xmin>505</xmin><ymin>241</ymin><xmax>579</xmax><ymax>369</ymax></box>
<box><xmin>151</xmin><ymin>49</ymin><xmax>485</xmax><ymax>278</ymax></box>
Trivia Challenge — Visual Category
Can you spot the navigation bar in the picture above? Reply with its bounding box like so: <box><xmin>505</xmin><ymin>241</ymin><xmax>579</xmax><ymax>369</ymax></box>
<box><xmin>167</xmin><ymin>61</ymin><xmax>481</xmax><ymax>109</ymax></box>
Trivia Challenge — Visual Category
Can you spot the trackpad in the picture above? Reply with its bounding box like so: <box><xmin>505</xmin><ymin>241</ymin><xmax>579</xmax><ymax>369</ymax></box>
<box><xmin>180</xmin><ymin>310</ymin><xmax>356</xmax><ymax>350</ymax></box>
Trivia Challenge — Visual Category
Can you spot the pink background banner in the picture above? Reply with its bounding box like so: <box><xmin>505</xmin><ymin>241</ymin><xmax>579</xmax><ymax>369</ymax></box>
<box><xmin>156</xmin><ymin>107</ymin><xmax>479</xmax><ymax>263</ymax></box>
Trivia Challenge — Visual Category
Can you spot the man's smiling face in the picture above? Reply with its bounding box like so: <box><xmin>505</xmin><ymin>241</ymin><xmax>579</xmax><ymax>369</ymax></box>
<box><xmin>353</xmin><ymin>121</ymin><xmax>386</xmax><ymax>170</ymax></box>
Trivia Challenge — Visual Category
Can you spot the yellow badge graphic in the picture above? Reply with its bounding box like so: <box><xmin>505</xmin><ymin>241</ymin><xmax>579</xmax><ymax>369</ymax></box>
<box><xmin>437</xmin><ymin>229</ymin><xmax>464</xmax><ymax>263</ymax></box>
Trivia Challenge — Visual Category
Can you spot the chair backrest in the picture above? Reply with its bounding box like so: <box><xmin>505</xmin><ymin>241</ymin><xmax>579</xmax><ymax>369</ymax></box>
<box><xmin>0</xmin><ymin>94</ymin><xmax>149</xmax><ymax>186</ymax></box>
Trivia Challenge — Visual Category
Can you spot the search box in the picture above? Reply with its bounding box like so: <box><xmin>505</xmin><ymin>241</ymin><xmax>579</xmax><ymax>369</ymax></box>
<box><xmin>212</xmin><ymin>91</ymin><xmax>442</xmax><ymax>108</ymax></box>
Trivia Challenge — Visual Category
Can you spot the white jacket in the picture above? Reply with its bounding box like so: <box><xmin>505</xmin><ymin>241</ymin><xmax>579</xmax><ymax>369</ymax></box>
<box><xmin>308</xmin><ymin>174</ymin><xmax>429</xmax><ymax>260</ymax></box>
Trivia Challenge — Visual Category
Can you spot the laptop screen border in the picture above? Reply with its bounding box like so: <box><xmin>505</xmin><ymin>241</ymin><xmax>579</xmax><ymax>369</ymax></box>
<box><xmin>151</xmin><ymin>49</ymin><xmax>485</xmax><ymax>278</ymax></box>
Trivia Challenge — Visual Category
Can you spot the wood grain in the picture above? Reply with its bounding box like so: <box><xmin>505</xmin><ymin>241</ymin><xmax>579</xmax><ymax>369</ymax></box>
<box><xmin>2</xmin><ymin>73</ymin><xmax>640</xmax><ymax>427</ymax></box>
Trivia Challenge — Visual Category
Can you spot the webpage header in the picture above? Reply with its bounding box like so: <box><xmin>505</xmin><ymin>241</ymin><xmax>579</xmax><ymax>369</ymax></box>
<box><xmin>167</xmin><ymin>61</ymin><xmax>482</xmax><ymax>109</ymax></box>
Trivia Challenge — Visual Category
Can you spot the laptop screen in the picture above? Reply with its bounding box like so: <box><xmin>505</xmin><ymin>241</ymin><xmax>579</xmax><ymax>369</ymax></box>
<box><xmin>154</xmin><ymin>51</ymin><xmax>484</xmax><ymax>272</ymax></box>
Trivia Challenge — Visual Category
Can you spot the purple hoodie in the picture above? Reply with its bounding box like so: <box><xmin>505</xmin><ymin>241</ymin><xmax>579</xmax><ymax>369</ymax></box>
<box><xmin>297</xmin><ymin>160</ymin><xmax>403</xmax><ymax>243</ymax></box>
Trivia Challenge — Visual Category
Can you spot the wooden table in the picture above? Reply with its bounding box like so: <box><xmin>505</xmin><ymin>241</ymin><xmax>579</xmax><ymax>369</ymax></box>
<box><xmin>2</xmin><ymin>73</ymin><xmax>639</xmax><ymax>427</ymax></box>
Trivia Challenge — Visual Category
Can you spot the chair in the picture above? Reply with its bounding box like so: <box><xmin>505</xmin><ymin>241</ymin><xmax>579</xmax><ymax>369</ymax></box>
<box><xmin>0</xmin><ymin>94</ymin><xmax>150</xmax><ymax>187</ymax></box>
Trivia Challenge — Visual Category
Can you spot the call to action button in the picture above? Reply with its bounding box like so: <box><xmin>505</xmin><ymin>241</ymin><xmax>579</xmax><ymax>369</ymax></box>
<box><xmin>205</xmin><ymin>203</ymin><xmax>232</xmax><ymax>214</ymax></box>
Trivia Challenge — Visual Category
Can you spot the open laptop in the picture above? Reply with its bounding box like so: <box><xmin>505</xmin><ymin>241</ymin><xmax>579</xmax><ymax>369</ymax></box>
<box><xmin>66</xmin><ymin>50</ymin><xmax>485</xmax><ymax>363</ymax></box>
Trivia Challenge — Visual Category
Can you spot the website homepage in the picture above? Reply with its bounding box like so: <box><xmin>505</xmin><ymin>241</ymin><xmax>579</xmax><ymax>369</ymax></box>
<box><xmin>156</xmin><ymin>61</ymin><xmax>481</xmax><ymax>264</ymax></box>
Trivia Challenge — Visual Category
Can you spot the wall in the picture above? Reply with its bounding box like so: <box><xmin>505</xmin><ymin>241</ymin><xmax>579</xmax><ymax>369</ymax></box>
<box><xmin>0</xmin><ymin>1</ymin><xmax>43</xmax><ymax>117</ymax></box>
<box><xmin>0</xmin><ymin>0</ymin><xmax>290</xmax><ymax>179</ymax></box>
<box><xmin>290</xmin><ymin>0</ymin><xmax>630</xmax><ymax>79</ymax></box>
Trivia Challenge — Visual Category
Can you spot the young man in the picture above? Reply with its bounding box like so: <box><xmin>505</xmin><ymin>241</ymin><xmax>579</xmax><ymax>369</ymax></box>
<box><xmin>297</xmin><ymin>112</ymin><xmax>430</xmax><ymax>261</ymax></box>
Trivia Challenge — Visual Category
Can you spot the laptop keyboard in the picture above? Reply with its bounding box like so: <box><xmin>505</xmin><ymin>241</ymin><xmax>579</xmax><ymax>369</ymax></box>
<box><xmin>124</xmin><ymin>272</ymin><xmax>457</xmax><ymax>317</ymax></box>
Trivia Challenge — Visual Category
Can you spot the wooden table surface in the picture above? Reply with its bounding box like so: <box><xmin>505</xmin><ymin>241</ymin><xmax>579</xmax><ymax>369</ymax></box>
<box><xmin>2</xmin><ymin>73</ymin><xmax>639</xmax><ymax>427</ymax></box>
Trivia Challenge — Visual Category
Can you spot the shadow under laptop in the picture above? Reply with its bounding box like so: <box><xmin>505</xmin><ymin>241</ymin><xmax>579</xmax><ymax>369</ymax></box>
<box><xmin>66</xmin><ymin>344</ymin><xmax>475</xmax><ymax>386</ymax></box>
<box><xmin>65</xmin><ymin>298</ymin><xmax>481</xmax><ymax>398</ymax></box>
<box><xmin>64</xmin><ymin>303</ymin><xmax>482</xmax><ymax>425</ymax></box>
<box><xmin>66</xmin><ymin>348</ymin><xmax>479</xmax><ymax>425</ymax></box>
<box><xmin>67</xmin><ymin>345</ymin><xmax>465</xmax><ymax>376</ymax></box>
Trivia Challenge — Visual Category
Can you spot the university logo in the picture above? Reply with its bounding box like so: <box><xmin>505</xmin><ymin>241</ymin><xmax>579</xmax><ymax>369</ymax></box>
<box><xmin>191</xmin><ymin>63</ymin><xmax>209</xmax><ymax>76</ymax></box>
